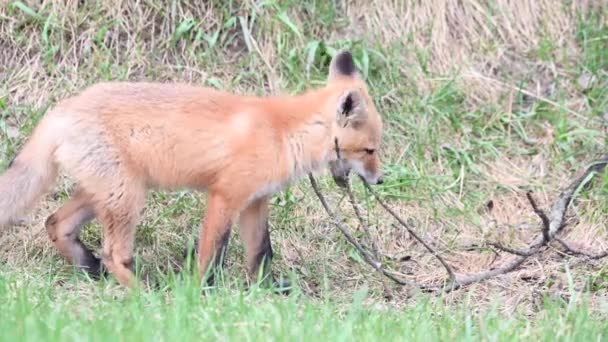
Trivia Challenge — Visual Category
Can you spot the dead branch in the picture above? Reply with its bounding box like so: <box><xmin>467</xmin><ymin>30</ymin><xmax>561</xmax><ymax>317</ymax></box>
<box><xmin>486</xmin><ymin>242</ymin><xmax>536</xmax><ymax>257</ymax></box>
<box><xmin>443</xmin><ymin>154</ymin><xmax>608</xmax><ymax>292</ymax></box>
<box><xmin>360</xmin><ymin>179</ymin><xmax>457</xmax><ymax>283</ymax></box>
<box><xmin>308</xmin><ymin>174</ymin><xmax>432</xmax><ymax>290</ymax></box>
<box><xmin>553</xmin><ymin>238</ymin><xmax>608</xmax><ymax>260</ymax></box>
<box><xmin>309</xmin><ymin>153</ymin><xmax>608</xmax><ymax>293</ymax></box>
<box><xmin>526</xmin><ymin>191</ymin><xmax>551</xmax><ymax>244</ymax></box>
<box><xmin>547</xmin><ymin>156</ymin><xmax>608</xmax><ymax>238</ymax></box>
<box><xmin>333</xmin><ymin>138</ymin><xmax>381</xmax><ymax>259</ymax></box>
<box><xmin>344</xmin><ymin>181</ymin><xmax>380</xmax><ymax>259</ymax></box>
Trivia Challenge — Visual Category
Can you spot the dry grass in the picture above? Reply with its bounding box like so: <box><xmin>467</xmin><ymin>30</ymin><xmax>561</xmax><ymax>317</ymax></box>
<box><xmin>1</xmin><ymin>0</ymin><xmax>607</xmax><ymax>314</ymax></box>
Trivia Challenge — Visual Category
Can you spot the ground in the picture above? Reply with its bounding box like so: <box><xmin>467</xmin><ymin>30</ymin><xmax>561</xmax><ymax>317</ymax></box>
<box><xmin>0</xmin><ymin>1</ymin><xmax>607</xmax><ymax>340</ymax></box>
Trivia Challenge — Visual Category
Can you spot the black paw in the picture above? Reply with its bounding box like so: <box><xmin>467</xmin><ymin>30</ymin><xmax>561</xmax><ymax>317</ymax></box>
<box><xmin>81</xmin><ymin>255</ymin><xmax>106</xmax><ymax>280</ymax></box>
<box><xmin>273</xmin><ymin>279</ymin><xmax>292</xmax><ymax>296</ymax></box>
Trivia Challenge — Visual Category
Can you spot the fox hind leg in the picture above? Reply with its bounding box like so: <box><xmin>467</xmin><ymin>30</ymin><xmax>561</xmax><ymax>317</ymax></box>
<box><xmin>93</xmin><ymin>181</ymin><xmax>146</xmax><ymax>288</ymax></box>
<box><xmin>45</xmin><ymin>186</ymin><xmax>101</xmax><ymax>278</ymax></box>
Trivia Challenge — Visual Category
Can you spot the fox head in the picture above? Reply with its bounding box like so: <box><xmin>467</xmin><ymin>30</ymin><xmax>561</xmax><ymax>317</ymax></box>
<box><xmin>324</xmin><ymin>50</ymin><xmax>384</xmax><ymax>187</ymax></box>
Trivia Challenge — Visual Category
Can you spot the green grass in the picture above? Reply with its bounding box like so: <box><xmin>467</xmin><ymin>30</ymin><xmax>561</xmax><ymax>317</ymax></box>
<box><xmin>1</xmin><ymin>1</ymin><xmax>608</xmax><ymax>340</ymax></box>
<box><xmin>0</xmin><ymin>271</ymin><xmax>605</xmax><ymax>341</ymax></box>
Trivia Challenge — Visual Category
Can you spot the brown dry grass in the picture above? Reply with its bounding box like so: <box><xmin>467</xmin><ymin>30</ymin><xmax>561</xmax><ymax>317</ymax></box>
<box><xmin>0</xmin><ymin>0</ymin><xmax>607</xmax><ymax>312</ymax></box>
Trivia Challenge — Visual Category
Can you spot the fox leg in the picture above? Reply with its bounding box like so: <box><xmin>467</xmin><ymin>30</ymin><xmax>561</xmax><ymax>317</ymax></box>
<box><xmin>45</xmin><ymin>186</ymin><xmax>101</xmax><ymax>277</ymax></box>
<box><xmin>94</xmin><ymin>182</ymin><xmax>146</xmax><ymax>288</ymax></box>
<box><xmin>197</xmin><ymin>192</ymin><xmax>243</xmax><ymax>285</ymax></box>
<box><xmin>238</xmin><ymin>196</ymin><xmax>274</xmax><ymax>286</ymax></box>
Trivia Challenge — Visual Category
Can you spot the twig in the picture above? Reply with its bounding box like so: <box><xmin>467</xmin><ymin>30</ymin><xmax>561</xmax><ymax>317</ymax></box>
<box><xmin>308</xmin><ymin>174</ymin><xmax>429</xmax><ymax>289</ymax></box>
<box><xmin>307</xmin><ymin>175</ymin><xmax>374</xmax><ymax>263</ymax></box>
<box><xmin>525</xmin><ymin>191</ymin><xmax>551</xmax><ymax>244</ymax></box>
<box><xmin>345</xmin><ymin>182</ymin><xmax>380</xmax><ymax>259</ymax></box>
<box><xmin>547</xmin><ymin>156</ymin><xmax>608</xmax><ymax>237</ymax></box>
<box><xmin>554</xmin><ymin>238</ymin><xmax>608</xmax><ymax>260</ymax></box>
<box><xmin>444</xmin><ymin>256</ymin><xmax>530</xmax><ymax>292</ymax></box>
<box><xmin>486</xmin><ymin>242</ymin><xmax>536</xmax><ymax>257</ymax></box>
<box><xmin>443</xmin><ymin>155</ymin><xmax>608</xmax><ymax>292</ymax></box>
<box><xmin>360</xmin><ymin>178</ymin><xmax>457</xmax><ymax>284</ymax></box>
<box><xmin>309</xmin><ymin>153</ymin><xmax>608</xmax><ymax>293</ymax></box>
<box><xmin>334</xmin><ymin>139</ymin><xmax>380</xmax><ymax>259</ymax></box>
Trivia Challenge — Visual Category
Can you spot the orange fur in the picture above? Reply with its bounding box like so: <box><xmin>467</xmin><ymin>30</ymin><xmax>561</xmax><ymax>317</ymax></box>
<box><xmin>0</xmin><ymin>51</ymin><xmax>384</xmax><ymax>287</ymax></box>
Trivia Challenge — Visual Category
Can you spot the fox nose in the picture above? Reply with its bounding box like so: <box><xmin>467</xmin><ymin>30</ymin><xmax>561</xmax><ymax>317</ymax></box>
<box><xmin>376</xmin><ymin>176</ymin><xmax>384</xmax><ymax>185</ymax></box>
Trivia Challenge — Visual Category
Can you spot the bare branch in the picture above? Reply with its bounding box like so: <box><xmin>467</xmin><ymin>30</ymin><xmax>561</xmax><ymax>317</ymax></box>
<box><xmin>444</xmin><ymin>155</ymin><xmax>608</xmax><ymax>292</ymax></box>
<box><xmin>360</xmin><ymin>178</ymin><xmax>457</xmax><ymax>283</ymax></box>
<box><xmin>486</xmin><ymin>242</ymin><xmax>536</xmax><ymax>257</ymax></box>
<box><xmin>344</xmin><ymin>181</ymin><xmax>380</xmax><ymax>259</ymax></box>
<box><xmin>554</xmin><ymin>238</ymin><xmax>608</xmax><ymax>260</ymax></box>
<box><xmin>308</xmin><ymin>175</ymin><xmax>374</xmax><ymax>261</ymax></box>
<box><xmin>334</xmin><ymin>139</ymin><xmax>380</xmax><ymax>258</ymax></box>
<box><xmin>444</xmin><ymin>255</ymin><xmax>530</xmax><ymax>292</ymax></box>
<box><xmin>547</xmin><ymin>155</ymin><xmax>608</xmax><ymax>238</ymax></box>
<box><xmin>309</xmin><ymin>153</ymin><xmax>608</xmax><ymax>293</ymax></box>
<box><xmin>308</xmin><ymin>174</ymin><xmax>429</xmax><ymax>289</ymax></box>
<box><xmin>525</xmin><ymin>191</ymin><xmax>551</xmax><ymax>243</ymax></box>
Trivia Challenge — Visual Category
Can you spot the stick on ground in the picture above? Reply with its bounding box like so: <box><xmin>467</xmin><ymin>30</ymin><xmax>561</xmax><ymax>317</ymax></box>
<box><xmin>308</xmin><ymin>174</ymin><xmax>436</xmax><ymax>290</ymax></box>
<box><xmin>309</xmin><ymin>154</ymin><xmax>608</xmax><ymax>293</ymax></box>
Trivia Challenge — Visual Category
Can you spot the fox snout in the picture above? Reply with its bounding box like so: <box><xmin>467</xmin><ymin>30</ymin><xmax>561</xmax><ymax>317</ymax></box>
<box><xmin>329</xmin><ymin>159</ymin><xmax>384</xmax><ymax>187</ymax></box>
<box><xmin>352</xmin><ymin>156</ymin><xmax>383</xmax><ymax>185</ymax></box>
<box><xmin>358</xmin><ymin>168</ymin><xmax>383</xmax><ymax>185</ymax></box>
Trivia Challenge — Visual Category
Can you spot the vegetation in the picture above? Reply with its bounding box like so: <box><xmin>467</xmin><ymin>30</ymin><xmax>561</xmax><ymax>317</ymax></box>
<box><xmin>1</xmin><ymin>1</ymin><xmax>607</xmax><ymax>340</ymax></box>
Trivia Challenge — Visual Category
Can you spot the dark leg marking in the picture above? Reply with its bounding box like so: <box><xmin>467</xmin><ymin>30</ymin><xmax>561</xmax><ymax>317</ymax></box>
<box><xmin>204</xmin><ymin>226</ymin><xmax>231</xmax><ymax>286</ymax></box>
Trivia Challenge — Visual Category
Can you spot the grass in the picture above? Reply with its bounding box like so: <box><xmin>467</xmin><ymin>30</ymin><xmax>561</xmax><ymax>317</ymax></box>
<box><xmin>0</xmin><ymin>270</ymin><xmax>606</xmax><ymax>341</ymax></box>
<box><xmin>1</xmin><ymin>0</ymin><xmax>607</xmax><ymax>340</ymax></box>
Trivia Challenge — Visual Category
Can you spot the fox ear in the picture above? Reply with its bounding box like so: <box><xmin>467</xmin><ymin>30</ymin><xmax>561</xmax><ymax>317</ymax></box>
<box><xmin>328</xmin><ymin>50</ymin><xmax>357</xmax><ymax>81</ymax></box>
<box><xmin>337</xmin><ymin>89</ymin><xmax>367</xmax><ymax>127</ymax></box>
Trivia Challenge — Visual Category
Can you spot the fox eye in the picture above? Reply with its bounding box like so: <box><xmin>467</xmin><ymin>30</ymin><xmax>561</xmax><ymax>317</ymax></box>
<box><xmin>364</xmin><ymin>148</ymin><xmax>375</xmax><ymax>155</ymax></box>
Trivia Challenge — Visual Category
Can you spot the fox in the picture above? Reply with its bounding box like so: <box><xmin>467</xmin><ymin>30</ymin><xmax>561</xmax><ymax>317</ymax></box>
<box><xmin>0</xmin><ymin>50</ymin><xmax>384</xmax><ymax>288</ymax></box>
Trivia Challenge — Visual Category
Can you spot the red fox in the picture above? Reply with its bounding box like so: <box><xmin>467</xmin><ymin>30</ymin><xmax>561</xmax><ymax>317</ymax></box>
<box><xmin>0</xmin><ymin>50</ymin><xmax>384</xmax><ymax>288</ymax></box>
